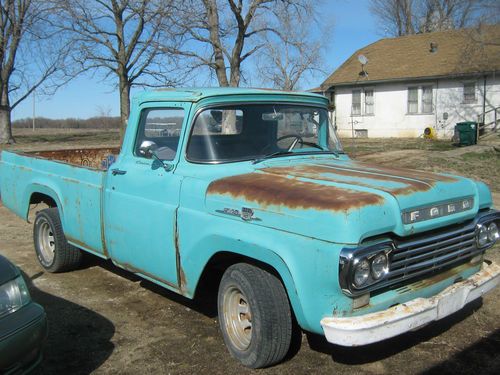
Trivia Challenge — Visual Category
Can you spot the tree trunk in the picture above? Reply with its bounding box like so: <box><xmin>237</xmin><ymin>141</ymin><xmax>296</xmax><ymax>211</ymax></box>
<box><xmin>118</xmin><ymin>77</ymin><xmax>130</xmax><ymax>145</ymax></box>
<box><xmin>0</xmin><ymin>92</ymin><xmax>15</xmax><ymax>144</ymax></box>
<box><xmin>229</xmin><ymin>61</ymin><xmax>241</xmax><ymax>87</ymax></box>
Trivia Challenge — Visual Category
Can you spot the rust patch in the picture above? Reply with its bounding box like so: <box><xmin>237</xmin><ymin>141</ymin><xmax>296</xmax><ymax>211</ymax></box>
<box><xmin>207</xmin><ymin>172</ymin><xmax>384</xmax><ymax>211</ymax></box>
<box><xmin>263</xmin><ymin>165</ymin><xmax>433</xmax><ymax>196</ymax></box>
<box><xmin>404</xmin><ymin>263</ymin><xmax>474</xmax><ymax>291</ymax></box>
<box><xmin>174</xmin><ymin>209</ymin><xmax>187</xmax><ymax>292</ymax></box>
<box><xmin>99</xmin><ymin>186</ymin><xmax>109</xmax><ymax>257</ymax></box>
<box><xmin>116</xmin><ymin>262</ymin><xmax>179</xmax><ymax>290</ymax></box>
<box><xmin>30</xmin><ymin>147</ymin><xmax>120</xmax><ymax>170</ymax></box>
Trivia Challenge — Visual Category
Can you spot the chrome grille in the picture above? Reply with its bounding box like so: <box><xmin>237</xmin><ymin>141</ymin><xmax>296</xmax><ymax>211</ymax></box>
<box><xmin>387</xmin><ymin>223</ymin><xmax>480</xmax><ymax>284</ymax></box>
<box><xmin>339</xmin><ymin>210</ymin><xmax>499</xmax><ymax>297</ymax></box>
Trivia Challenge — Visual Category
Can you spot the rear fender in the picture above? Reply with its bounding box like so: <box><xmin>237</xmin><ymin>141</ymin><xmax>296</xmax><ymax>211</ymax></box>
<box><xmin>22</xmin><ymin>184</ymin><xmax>64</xmax><ymax>224</ymax></box>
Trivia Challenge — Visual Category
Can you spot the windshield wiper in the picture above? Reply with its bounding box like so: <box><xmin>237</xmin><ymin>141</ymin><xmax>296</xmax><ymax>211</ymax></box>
<box><xmin>252</xmin><ymin>151</ymin><xmax>294</xmax><ymax>164</ymax></box>
<box><xmin>252</xmin><ymin>150</ymin><xmax>340</xmax><ymax>164</ymax></box>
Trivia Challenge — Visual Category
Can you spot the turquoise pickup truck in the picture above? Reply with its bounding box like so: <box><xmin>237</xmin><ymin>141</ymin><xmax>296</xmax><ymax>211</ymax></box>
<box><xmin>1</xmin><ymin>88</ymin><xmax>499</xmax><ymax>368</ymax></box>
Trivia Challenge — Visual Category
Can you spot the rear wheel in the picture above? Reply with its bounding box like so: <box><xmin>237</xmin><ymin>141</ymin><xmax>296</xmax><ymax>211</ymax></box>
<box><xmin>217</xmin><ymin>263</ymin><xmax>292</xmax><ymax>368</ymax></box>
<box><xmin>33</xmin><ymin>208</ymin><xmax>82</xmax><ymax>272</ymax></box>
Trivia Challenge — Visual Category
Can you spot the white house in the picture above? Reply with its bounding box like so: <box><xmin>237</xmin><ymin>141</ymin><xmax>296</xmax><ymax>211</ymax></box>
<box><xmin>320</xmin><ymin>25</ymin><xmax>500</xmax><ymax>139</ymax></box>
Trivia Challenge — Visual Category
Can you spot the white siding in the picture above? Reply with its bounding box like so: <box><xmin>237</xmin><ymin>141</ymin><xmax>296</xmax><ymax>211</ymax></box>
<box><xmin>332</xmin><ymin>74</ymin><xmax>500</xmax><ymax>138</ymax></box>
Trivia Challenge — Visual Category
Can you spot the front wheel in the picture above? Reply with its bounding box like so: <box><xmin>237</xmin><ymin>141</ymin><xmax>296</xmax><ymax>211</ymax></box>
<box><xmin>217</xmin><ymin>263</ymin><xmax>293</xmax><ymax>368</ymax></box>
<box><xmin>33</xmin><ymin>208</ymin><xmax>82</xmax><ymax>273</ymax></box>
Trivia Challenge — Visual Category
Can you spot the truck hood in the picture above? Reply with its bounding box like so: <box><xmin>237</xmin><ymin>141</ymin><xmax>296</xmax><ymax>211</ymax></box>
<box><xmin>205</xmin><ymin>159</ymin><xmax>486</xmax><ymax>244</ymax></box>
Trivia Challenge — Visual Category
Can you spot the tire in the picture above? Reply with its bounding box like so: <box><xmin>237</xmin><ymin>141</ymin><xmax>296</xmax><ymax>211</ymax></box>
<box><xmin>217</xmin><ymin>263</ymin><xmax>293</xmax><ymax>368</ymax></box>
<box><xmin>33</xmin><ymin>208</ymin><xmax>82</xmax><ymax>273</ymax></box>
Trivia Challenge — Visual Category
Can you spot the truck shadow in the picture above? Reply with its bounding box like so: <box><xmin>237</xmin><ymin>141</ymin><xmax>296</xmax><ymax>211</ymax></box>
<box><xmin>422</xmin><ymin>329</ymin><xmax>500</xmax><ymax>375</ymax></box>
<box><xmin>80</xmin><ymin>254</ymin><xmax>220</xmax><ymax>317</ymax></box>
<box><xmin>22</xmin><ymin>270</ymin><xmax>115</xmax><ymax>375</ymax></box>
<box><xmin>306</xmin><ymin>298</ymin><xmax>484</xmax><ymax>364</ymax></box>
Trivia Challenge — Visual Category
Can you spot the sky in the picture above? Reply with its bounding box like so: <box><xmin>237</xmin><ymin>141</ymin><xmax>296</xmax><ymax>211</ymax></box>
<box><xmin>12</xmin><ymin>0</ymin><xmax>380</xmax><ymax>121</ymax></box>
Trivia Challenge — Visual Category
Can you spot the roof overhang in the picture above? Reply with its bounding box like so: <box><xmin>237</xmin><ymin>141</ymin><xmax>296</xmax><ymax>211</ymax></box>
<box><xmin>321</xmin><ymin>70</ymin><xmax>499</xmax><ymax>91</ymax></box>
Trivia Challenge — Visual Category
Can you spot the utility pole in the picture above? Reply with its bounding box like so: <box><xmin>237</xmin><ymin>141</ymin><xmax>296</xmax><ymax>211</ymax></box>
<box><xmin>32</xmin><ymin>90</ymin><xmax>36</xmax><ymax>131</ymax></box>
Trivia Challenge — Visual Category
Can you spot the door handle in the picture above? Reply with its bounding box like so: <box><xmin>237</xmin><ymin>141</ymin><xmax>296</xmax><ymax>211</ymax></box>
<box><xmin>111</xmin><ymin>169</ymin><xmax>127</xmax><ymax>176</ymax></box>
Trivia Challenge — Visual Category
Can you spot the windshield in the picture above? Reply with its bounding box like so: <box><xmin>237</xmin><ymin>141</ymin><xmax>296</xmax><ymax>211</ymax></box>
<box><xmin>186</xmin><ymin>104</ymin><xmax>342</xmax><ymax>163</ymax></box>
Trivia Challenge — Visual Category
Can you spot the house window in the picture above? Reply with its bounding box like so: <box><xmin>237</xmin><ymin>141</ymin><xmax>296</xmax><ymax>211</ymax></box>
<box><xmin>352</xmin><ymin>90</ymin><xmax>361</xmax><ymax>115</ymax></box>
<box><xmin>408</xmin><ymin>87</ymin><xmax>418</xmax><ymax>114</ymax></box>
<box><xmin>422</xmin><ymin>86</ymin><xmax>433</xmax><ymax>113</ymax></box>
<box><xmin>463</xmin><ymin>82</ymin><xmax>476</xmax><ymax>103</ymax></box>
<box><xmin>364</xmin><ymin>90</ymin><xmax>374</xmax><ymax>115</ymax></box>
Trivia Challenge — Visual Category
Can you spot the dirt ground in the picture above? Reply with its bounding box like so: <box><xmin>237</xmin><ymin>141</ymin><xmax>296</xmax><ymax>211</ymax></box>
<box><xmin>0</xmin><ymin>131</ymin><xmax>499</xmax><ymax>374</ymax></box>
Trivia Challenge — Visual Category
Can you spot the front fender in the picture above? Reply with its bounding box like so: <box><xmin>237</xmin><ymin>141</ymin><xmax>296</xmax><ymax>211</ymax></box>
<box><xmin>177</xmin><ymin>209</ymin><xmax>346</xmax><ymax>333</ymax></box>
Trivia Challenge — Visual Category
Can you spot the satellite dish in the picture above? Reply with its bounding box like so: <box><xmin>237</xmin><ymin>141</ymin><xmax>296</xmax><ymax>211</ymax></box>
<box><xmin>358</xmin><ymin>54</ymin><xmax>368</xmax><ymax>65</ymax></box>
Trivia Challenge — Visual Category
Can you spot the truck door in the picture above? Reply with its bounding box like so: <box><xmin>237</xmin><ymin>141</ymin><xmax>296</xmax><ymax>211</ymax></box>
<box><xmin>104</xmin><ymin>103</ymin><xmax>189</xmax><ymax>289</ymax></box>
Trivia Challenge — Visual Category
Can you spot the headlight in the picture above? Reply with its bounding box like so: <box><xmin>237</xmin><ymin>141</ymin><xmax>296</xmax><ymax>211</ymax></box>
<box><xmin>487</xmin><ymin>222</ymin><xmax>499</xmax><ymax>242</ymax></box>
<box><xmin>353</xmin><ymin>259</ymin><xmax>370</xmax><ymax>287</ymax></box>
<box><xmin>371</xmin><ymin>253</ymin><xmax>388</xmax><ymax>280</ymax></box>
<box><xmin>0</xmin><ymin>276</ymin><xmax>31</xmax><ymax>318</ymax></box>
<box><xmin>477</xmin><ymin>225</ymin><xmax>489</xmax><ymax>247</ymax></box>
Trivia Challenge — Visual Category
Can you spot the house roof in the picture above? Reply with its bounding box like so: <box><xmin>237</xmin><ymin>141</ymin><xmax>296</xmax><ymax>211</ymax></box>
<box><xmin>321</xmin><ymin>24</ymin><xmax>500</xmax><ymax>89</ymax></box>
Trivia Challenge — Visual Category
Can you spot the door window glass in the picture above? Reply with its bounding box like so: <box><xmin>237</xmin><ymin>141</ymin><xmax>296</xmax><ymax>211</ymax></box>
<box><xmin>135</xmin><ymin>108</ymin><xmax>185</xmax><ymax>160</ymax></box>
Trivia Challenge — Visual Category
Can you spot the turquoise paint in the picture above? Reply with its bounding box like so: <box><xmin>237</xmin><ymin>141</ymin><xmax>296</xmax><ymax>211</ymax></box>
<box><xmin>0</xmin><ymin>88</ymin><xmax>496</xmax><ymax>336</ymax></box>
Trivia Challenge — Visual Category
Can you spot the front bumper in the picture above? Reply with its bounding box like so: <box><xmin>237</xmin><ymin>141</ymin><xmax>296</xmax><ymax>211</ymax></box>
<box><xmin>0</xmin><ymin>302</ymin><xmax>48</xmax><ymax>374</ymax></box>
<box><xmin>321</xmin><ymin>261</ymin><xmax>500</xmax><ymax>346</ymax></box>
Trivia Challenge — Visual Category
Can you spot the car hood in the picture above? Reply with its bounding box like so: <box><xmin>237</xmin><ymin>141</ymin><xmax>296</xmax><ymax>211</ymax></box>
<box><xmin>205</xmin><ymin>158</ymin><xmax>488</xmax><ymax>244</ymax></box>
<box><xmin>0</xmin><ymin>254</ymin><xmax>20</xmax><ymax>284</ymax></box>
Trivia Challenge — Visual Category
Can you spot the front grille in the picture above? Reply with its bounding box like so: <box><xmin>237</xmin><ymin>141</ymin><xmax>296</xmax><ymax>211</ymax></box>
<box><xmin>340</xmin><ymin>210</ymin><xmax>499</xmax><ymax>297</ymax></box>
<box><xmin>387</xmin><ymin>222</ymin><xmax>481</xmax><ymax>285</ymax></box>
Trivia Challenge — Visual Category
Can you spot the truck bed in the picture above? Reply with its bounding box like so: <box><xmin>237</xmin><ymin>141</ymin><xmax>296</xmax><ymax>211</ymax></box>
<box><xmin>31</xmin><ymin>147</ymin><xmax>120</xmax><ymax>170</ymax></box>
<box><xmin>0</xmin><ymin>147</ymin><xmax>118</xmax><ymax>258</ymax></box>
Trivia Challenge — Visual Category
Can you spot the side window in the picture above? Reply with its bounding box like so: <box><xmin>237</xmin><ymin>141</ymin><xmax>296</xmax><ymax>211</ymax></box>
<box><xmin>463</xmin><ymin>82</ymin><xmax>476</xmax><ymax>103</ymax></box>
<box><xmin>364</xmin><ymin>89</ymin><xmax>374</xmax><ymax>115</ymax></box>
<box><xmin>352</xmin><ymin>90</ymin><xmax>361</xmax><ymax>115</ymax></box>
<box><xmin>422</xmin><ymin>86</ymin><xmax>433</xmax><ymax>113</ymax></box>
<box><xmin>407</xmin><ymin>87</ymin><xmax>418</xmax><ymax>114</ymax></box>
<box><xmin>135</xmin><ymin>108</ymin><xmax>185</xmax><ymax>160</ymax></box>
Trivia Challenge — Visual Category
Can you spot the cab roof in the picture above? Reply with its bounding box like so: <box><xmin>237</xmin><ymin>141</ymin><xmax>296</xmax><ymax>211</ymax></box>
<box><xmin>133</xmin><ymin>87</ymin><xmax>328</xmax><ymax>103</ymax></box>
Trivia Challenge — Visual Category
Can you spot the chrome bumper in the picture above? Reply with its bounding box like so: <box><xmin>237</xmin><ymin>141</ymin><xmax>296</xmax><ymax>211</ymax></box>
<box><xmin>321</xmin><ymin>261</ymin><xmax>500</xmax><ymax>346</ymax></box>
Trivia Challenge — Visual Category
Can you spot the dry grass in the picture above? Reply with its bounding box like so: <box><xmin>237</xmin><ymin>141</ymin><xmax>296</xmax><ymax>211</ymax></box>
<box><xmin>1</xmin><ymin>128</ymin><xmax>120</xmax><ymax>152</ymax></box>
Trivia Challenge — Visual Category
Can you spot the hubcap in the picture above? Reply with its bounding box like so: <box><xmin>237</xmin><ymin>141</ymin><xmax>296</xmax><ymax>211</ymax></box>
<box><xmin>223</xmin><ymin>286</ymin><xmax>252</xmax><ymax>351</ymax></box>
<box><xmin>38</xmin><ymin>220</ymin><xmax>55</xmax><ymax>265</ymax></box>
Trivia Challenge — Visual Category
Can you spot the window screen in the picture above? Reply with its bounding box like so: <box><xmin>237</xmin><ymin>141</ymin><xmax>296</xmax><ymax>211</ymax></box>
<box><xmin>422</xmin><ymin>86</ymin><xmax>433</xmax><ymax>113</ymax></box>
<box><xmin>408</xmin><ymin>87</ymin><xmax>418</xmax><ymax>114</ymax></box>
<box><xmin>463</xmin><ymin>82</ymin><xmax>476</xmax><ymax>103</ymax></box>
<box><xmin>364</xmin><ymin>90</ymin><xmax>374</xmax><ymax>115</ymax></box>
<box><xmin>352</xmin><ymin>90</ymin><xmax>361</xmax><ymax>115</ymax></box>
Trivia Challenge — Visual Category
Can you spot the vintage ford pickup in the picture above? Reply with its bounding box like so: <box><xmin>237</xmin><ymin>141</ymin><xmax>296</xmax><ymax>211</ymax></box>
<box><xmin>0</xmin><ymin>88</ymin><xmax>499</xmax><ymax>368</ymax></box>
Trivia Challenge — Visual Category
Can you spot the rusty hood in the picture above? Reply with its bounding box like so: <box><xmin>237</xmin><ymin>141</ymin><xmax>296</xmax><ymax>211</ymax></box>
<box><xmin>205</xmin><ymin>158</ymin><xmax>483</xmax><ymax>244</ymax></box>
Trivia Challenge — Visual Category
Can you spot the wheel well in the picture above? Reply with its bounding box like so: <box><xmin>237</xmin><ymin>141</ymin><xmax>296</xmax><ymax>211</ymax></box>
<box><xmin>29</xmin><ymin>193</ymin><xmax>57</xmax><ymax>208</ymax></box>
<box><xmin>193</xmin><ymin>252</ymin><xmax>291</xmax><ymax>315</ymax></box>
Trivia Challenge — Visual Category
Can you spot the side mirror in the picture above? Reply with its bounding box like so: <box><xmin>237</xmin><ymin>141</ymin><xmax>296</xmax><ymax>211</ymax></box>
<box><xmin>139</xmin><ymin>140</ymin><xmax>157</xmax><ymax>158</ymax></box>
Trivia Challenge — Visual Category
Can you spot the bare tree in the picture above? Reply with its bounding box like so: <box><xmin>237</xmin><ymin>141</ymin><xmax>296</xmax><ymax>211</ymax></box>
<box><xmin>371</xmin><ymin>0</ymin><xmax>416</xmax><ymax>36</ymax></box>
<box><xmin>371</xmin><ymin>0</ymin><xmax>489</xmax><ymax>36</ymax></box>
<box><xmin>0</xmin><ymin>0</ymin><xmax>70</xmax><ymax>144</ymax></box>
<box><xmin>55</xmin><ymin>0</ymin><xmax>179</xmax><ymax>141</ymax></box>
<box><xmin>167</xmin><ymin>0</ymin><xmax>314</xmax><ymax>88</ymax></box>
<box><xmin>256</xmin><ymin>3</ymin><xmax>328</xmax><ymax>90</ymax></box>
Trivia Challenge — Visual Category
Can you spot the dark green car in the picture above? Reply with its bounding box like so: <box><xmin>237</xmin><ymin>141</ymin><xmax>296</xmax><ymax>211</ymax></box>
<box><xmin>0</xmin><ymin>254</ymin><xmax>47</xmax><ymax>374</ymax></box>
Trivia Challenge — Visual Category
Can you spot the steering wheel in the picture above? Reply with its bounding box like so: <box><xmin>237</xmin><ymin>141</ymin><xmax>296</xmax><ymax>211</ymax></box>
<box><xmin>276</xmin><ymin>134</ymin><xmax>304</xmax><ymax>151</ymax></box>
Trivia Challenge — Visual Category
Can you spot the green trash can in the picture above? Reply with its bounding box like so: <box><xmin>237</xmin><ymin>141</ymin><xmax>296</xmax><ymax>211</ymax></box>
<box><xmin>454</xmin><ymin>121</ymin><xmax>477</xmax><ymax>146</ymax></box>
